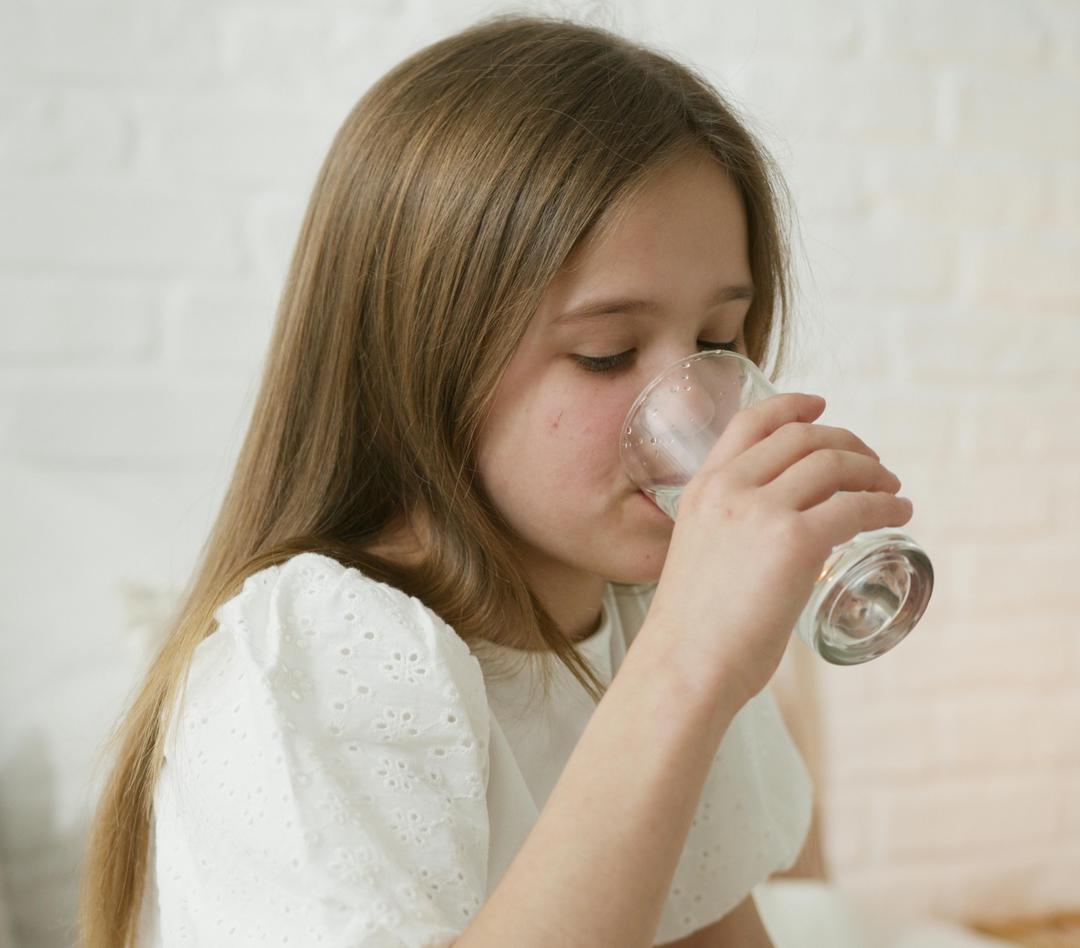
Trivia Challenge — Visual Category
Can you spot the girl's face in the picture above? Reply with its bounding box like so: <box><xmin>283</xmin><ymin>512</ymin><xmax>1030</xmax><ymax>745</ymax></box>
<box><xmin>475</xmin><ymin>149</ymin><xmax>754</xmax><ymax>604</ymax></box>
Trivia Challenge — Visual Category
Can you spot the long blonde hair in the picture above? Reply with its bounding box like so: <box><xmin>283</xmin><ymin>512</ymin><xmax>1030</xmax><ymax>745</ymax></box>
<box><xmin>77</xmin><ymin>11</ymin><xmax>801</xmax><ymax>946</ymax></box>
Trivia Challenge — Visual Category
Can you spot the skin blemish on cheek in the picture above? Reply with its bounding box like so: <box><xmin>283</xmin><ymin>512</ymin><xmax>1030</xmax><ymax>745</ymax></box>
<box><xmin>549</xmin><ymin>409</ymin><xmax>564</xmax><ymax>432</ymax></box>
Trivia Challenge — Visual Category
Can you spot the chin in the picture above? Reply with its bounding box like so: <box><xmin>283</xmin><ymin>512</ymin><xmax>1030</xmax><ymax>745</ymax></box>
<box><xmin>605</xmin><ymin>550</ymin><xmax>669</xmax><ymax>586</ymax></box>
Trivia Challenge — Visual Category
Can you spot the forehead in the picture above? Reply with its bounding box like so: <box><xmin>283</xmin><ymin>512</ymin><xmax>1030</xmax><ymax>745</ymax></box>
<box><xmin>539</xmin><ymin>154</ymin><xmax>752</xmax><ymax>321</ymax></box>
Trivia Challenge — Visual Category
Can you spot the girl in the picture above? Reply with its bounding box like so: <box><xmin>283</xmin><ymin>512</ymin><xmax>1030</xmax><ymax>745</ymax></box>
<box><xmin>78</xmin><ymin>12</ymin><xmax>910</xmax><ymax>947</ymax></box>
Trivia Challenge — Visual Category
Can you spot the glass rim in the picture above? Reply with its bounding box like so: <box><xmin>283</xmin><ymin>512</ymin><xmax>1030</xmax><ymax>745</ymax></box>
<box><xmin>619</xmin><ymin>348</ymin><xmax>755</xmax><ymax>486</ymax></box>
<box><xmin>619</xmin><ymin>348</ymin><xmax>753</xmax><ymax>436</ymax></box>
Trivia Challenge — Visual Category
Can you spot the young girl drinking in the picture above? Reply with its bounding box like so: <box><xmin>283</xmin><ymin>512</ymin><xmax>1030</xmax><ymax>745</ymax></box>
<box><xmin>79</xmin><ymin>12</ymin><xmax>911</xmax><ymax>947</ymax></box>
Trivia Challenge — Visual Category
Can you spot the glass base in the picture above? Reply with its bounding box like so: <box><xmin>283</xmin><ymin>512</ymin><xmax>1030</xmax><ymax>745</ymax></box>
<box><xmin>794</xmin><ymin>528</ymin><xmax>934</xmax><ymax>665</ymax></box>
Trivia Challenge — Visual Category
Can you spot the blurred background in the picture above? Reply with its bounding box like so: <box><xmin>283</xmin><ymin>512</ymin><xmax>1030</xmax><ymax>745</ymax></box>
<box><xmin>0</xmin><ymin>0</ymin><xmax>1077</xmax><ymax>946</ymax></box>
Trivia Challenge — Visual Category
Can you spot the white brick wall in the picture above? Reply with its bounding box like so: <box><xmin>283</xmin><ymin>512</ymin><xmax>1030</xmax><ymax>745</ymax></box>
<box><xmin>0</xmin><ymin>1</ymin><xmax>1076</xmax><ymax>944</ymax></box>
<box><xmin>743</xmin><ymin>0</ymin><xmax>1080</xmax><ymax>923</ymax></box>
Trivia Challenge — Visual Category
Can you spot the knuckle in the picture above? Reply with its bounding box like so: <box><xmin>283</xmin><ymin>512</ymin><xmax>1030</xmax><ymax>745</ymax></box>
<box><xmin>765</xmin><ymin>508</ymin><xmax>811</xmax><ymax>551</ymax></box>
<box><xmin>779</xmin><ymin>420</ymin><xmax>814</xmax><ymax>444</ymax></box>
<box><xmin>741</xmin><ymin>416</ymin><xmax>772</xmax><ymax>445</ymax></box>
<box><xmin>683</xmin><ymin>465</ymin><xmax>730</xmax><ymax>507</ymax></box>
<box><xmin>772</xmin><ymin>514</ymin><xmax>831</xmax><ymax>568</ymax></box>
<box><xmin>816</xmin><ymin>448</ymin><xmax>845</xmax><ymax>473</ymax></box>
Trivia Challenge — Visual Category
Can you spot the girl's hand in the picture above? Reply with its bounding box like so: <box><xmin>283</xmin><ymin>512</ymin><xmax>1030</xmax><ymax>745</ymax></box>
<box><xmin>644</xmin><ymin>392</ymin><xmax>912</xmax><ymax>714</ymax></box>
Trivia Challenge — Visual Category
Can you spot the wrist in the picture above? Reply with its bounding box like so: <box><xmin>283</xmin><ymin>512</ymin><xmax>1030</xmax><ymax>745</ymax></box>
<box><xmin>621</xmin><ymin>618</ymin><xmax>745</xmax><ymax>744</ymax></box>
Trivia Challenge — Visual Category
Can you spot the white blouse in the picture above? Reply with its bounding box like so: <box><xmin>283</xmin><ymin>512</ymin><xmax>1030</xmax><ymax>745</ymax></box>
<box><xmin>137</xmin><ymin>551</ymin><xmax>812</xmax><ymax>947</ymax></box>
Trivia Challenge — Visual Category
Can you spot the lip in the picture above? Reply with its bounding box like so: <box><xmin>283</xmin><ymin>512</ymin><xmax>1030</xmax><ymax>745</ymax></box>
<box><xmin>637</xmin><ymin>489</ymin><xmax>665</xmax><ymax>513</ymax></box>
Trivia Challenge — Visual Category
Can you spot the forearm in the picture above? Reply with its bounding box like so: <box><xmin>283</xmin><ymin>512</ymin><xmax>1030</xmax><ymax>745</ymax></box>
<box><xmin>457</xmin><ymin>622</ymin><xmax>742</xmax><ymax>948</ymax></box>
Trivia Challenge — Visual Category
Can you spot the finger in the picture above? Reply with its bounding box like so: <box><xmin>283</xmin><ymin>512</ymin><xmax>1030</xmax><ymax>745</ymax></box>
<box><xmin>702</xmin><ymin>393</ymin><xmax>826</xmax><ymax>474</ymax></box>
<box><xmin>727</xmin><ymin>421</ymin><xmax>883</xmax><ymax>489</ymax></box>
<box><xmin>765</xmin><ymin>450</ymin><xmax>901</xmax><ymax>512</ymax></box>
<box><xmin>801</xmin><ymin>490</ymin><xmax>914</xmax><ymax>551</ymax></box>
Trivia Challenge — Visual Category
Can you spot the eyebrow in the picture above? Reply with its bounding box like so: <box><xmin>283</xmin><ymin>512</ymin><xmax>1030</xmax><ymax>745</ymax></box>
<box><xmin>552</xmin><ymin>283</ymin><xmax>755</xmax><ymax>324</ymax></box>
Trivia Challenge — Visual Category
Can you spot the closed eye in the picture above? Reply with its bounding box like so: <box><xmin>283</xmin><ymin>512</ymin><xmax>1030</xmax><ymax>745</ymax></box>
<box><xmin>572</xmin><ymin>340</ymin><xmax>739</xmax><ymax>374</ymax></box>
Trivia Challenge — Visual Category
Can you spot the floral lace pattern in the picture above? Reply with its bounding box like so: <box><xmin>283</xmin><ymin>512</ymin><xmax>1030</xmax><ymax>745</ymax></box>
<box><xmin>144</xmin><ymin>552</ymin><xmax>490</xmax><ymax>947</ymax></box>
<box><xmin>139</xmin><ymin>551</ymin><xmax>813</xmax><ymax>947</ymax></box>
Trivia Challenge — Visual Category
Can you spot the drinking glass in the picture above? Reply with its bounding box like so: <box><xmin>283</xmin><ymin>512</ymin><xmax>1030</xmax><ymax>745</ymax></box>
<box><xmin>620</xmin><ymin>349</ymin><xmax>933</xmax><ymax>665</ymax></box>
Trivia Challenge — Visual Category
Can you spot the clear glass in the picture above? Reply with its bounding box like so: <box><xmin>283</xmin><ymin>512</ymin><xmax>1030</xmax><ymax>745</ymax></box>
<box><xmin>620</xmin><ymin>349</ymin><xmax>934</xmax><ymax>665</ymax></box>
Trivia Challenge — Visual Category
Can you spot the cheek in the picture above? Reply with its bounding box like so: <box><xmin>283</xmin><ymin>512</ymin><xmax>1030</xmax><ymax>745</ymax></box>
<box><xmin>543</xmin><ymin>398</ymin><xmax>626</xmax><ymax>474</ymax></box>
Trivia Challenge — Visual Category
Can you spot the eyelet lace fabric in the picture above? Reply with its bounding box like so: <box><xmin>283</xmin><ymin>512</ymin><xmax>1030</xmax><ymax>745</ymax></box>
<box><xmin>142</xmin><ymin>553</ymin><xmax>490</xmax><ymax>947</ymax></box>
<box><xmin>138</xmin><ymin>551</ymin><xmax>812</xmax><ymax>946</ymax></box>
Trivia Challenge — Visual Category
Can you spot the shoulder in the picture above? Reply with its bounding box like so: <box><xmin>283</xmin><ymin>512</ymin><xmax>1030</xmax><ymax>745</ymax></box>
<box><xmin>179</xmin><ymin>549</ymin><xmax>492</xmax><ymax>789</ymax></box>
<box><xmin>187</xmin><ymin>551</ymin><xmax>491</xmax><ymax>754</ymax></box>
<box><xmin>160</xmin><ymin>551</ymin><xmax>494</xmax><ymax>940</ymax></box>
<box><xmin>213</xmin><ymin>551</ymin><xmax>483</xmax><ymax>690</ymax></box>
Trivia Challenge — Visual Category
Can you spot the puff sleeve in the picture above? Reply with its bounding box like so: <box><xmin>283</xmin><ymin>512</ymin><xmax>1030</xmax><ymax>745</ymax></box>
<box><xmin>150</xmin><ymin>552</ymin><xmax>491</xmax><ymax>948</ymax></box>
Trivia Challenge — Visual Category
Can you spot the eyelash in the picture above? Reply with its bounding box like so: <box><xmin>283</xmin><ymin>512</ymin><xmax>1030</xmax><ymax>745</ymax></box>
<box><xmin>572</xmin><ymin>341</ymin><xmax>740</xmax><ymax>374</ymax></box>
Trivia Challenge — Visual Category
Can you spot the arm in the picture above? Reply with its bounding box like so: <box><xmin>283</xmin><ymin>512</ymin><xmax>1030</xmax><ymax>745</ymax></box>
<box><xmin>654</xmin><ymin>645</ymin><xmax>825</xmax><ymax>948</ymax></box>
<box><xmin>456</xmin><ymin>622</ymin><xmax>744</xmax><ymax>948</ymax></box>
<box><xmin>656</xmin><ymin>894</ymin><xmax>774</xmax><ymax>948</ymax></box>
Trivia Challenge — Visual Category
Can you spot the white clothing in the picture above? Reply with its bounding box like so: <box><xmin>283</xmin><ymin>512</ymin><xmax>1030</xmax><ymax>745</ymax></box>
<box><xmin>137</xmin><ymin>551</ymin><xmax>812</xmax><ymax>946</ymax></box>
